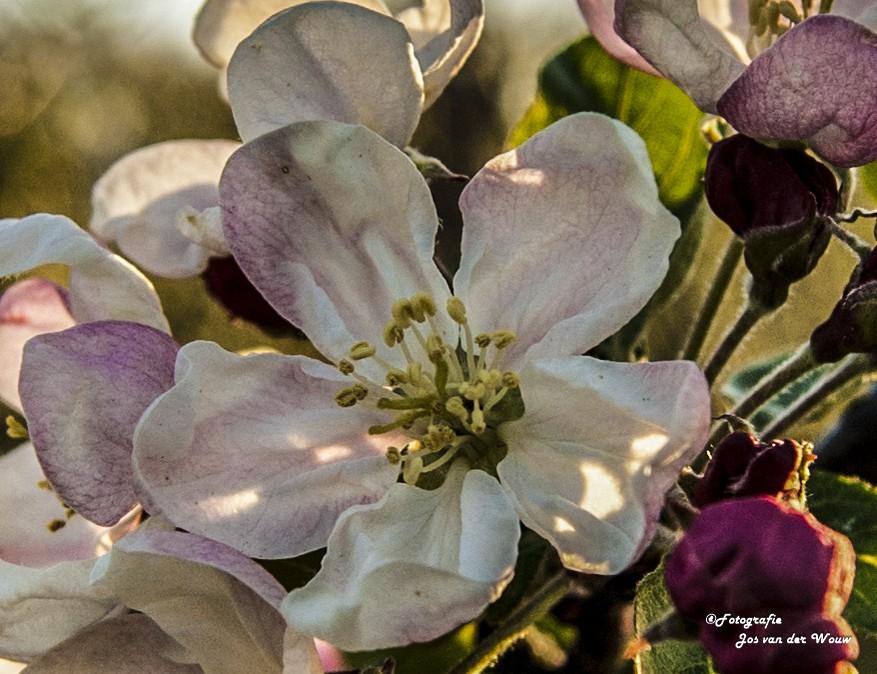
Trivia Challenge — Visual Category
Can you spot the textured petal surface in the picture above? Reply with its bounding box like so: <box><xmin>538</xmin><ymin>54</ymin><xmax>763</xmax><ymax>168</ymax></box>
<box><xmin>399</xmin><ymin>0</ymin><xmax>484</xmax><ymax>108</ymax></box>
<box><xmin>455</xmin><ymin>113</ymin><xmax>679</xmax><ymax>367</ymax></box>
<box><xmin>615</xmin><ymin>0</ymin><xmax>744</xmax><ymax>112</ymax></box>
<box><xmin>227</xmin><ymin>2</ymin><xmax>423</xmax><ymax>146</ymax></box>
<box><xmin>90</xmin><ymin>139</ymin><xmax>238</xmax><ymax>278</ymax></box>
<box><xmin>134</xmin><ymin>341</ymin><xmax>399</xmax><ymax>558</ymax></box>
<box><xmin>89</xmin><ymin>528</ymin><xmax>298</xmax><ymax>674</ymax></box>
<box><xmin>718</xmin><ymin>15</ymin><xmax>877</xmax><ymax>168</ymax></box>
<box><xmin>221</xmin><ymin>120</ymin><xmax>452</xmax><ymax>370</ymax></box>
<box><xmin>23</xmin><ymin>614</ymin><xmax>199</xmax><ymax>674</ymax></box>
<box><xmin>576</xmin><ymin>0</ymin><xmax>661</xmax><ymax>74</ymax></box>
<box><xmin>498</xmin><ymin>356</ymin><xmax>709</xmax><ymax>574</ymax></box>
<box><xmin>19</xmin><ymin>321</ymin><xmax>178</xmax><ymax>526</ymax></box>
<box><xmin>0</xmin><ymin>280</ymin><xmax>73</xmax><ymax>412</ymax></box>
<box><xmin>0</xmin><ymin>214</ymin><xmax>168</xmax><ymax>332</ymax></box>
<box><xmin>282</xmin><ymin>464</ymin><xmax>519</xmax><ymax>651</ymax></box>
<box><xmin>194</xmin><ymin>0</ymin><xmax>391</xmax><ymax>68</ymax></box>
<box><xmin>0</xmin><ymin>444</ymin><xmax>108</xmax><ymax>568</ymax></box>
<box><xmin>0</xmin><ymin>558</ymin><xmax>113</xmax><ymax>661</ymax></box>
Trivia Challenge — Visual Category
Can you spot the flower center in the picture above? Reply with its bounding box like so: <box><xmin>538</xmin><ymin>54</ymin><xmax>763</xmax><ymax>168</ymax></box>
<box><xmin>746</xmin><ymin>0</ymin><xmax>828</xmax><ymax>54</ymax></box>
<box><xmin>333</xmin><ymin>292</ymin><xmax>523</xmax><ymax>486</ymax></box>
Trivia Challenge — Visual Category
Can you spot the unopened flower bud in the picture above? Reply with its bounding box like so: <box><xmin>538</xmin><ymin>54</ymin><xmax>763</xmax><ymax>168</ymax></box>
<box><xmin>810</xmin><ymin>247</ymin><xmax>877</xmax><ymax>362</ymax></box>
<box><xmin>705</xmin><ymin>135</ymin><xmax>837</xmax><ymax>309</ymax></box>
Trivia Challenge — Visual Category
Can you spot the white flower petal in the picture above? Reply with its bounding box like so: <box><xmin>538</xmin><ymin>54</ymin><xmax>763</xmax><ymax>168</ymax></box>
<box><xmin>498</xmin><ymin>356</ymin><xmax>709</xmax><ymax>574</ymax></box>
<box><xmin>227</xmin><ymin>3</ymin><xmax>423</xmax><ymax>146</ymax></box>
<box><xmin>282</xmin><ymin>463</ymin><xmax>520</xmax><ymax>651</ymax></box>
<box><xmin>220</xmin><ymin>120</ymin><xmax>452</xmax><ymax>370</ymax></box>
<box><xmin>0</xmin><ymin>214</ymin><xmax>168</xmax><ymax>333</ymax></box>
<box><xmin>90</xmin><ymin>139</ymin><xmax>238</xmax><ymax>279</ymax></box>
<box><xmin>134</xmin><ymin>341</ymin><xmax>399</xmax><ymax>558</ymax></box>
<box><xmin>455</xmin><ymin>113</ymin><xmax>679</xmax><ymax>367</ymax></box>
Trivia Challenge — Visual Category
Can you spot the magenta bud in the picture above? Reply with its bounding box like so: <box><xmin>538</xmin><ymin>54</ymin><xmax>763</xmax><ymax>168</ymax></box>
<box><xmin>694</xmin><ymin>431</ymin><xmax>810</xmax><ymax>508</ymax></box>
<box><xmin>811</xmin><ymin>247</ymin><xmax>877</xmax><ymax>362</ymax></box>
<box><xmin>665</xmin><ymin>497</ymin><xmax>858</xmax><ymax>674</ymax></box>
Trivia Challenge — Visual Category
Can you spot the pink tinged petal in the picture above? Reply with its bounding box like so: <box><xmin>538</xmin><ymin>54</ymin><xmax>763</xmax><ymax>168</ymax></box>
<box><xmin>282</xmin><ymin>463</ymin><xmax>520</xmax><ymax>651</ymax></box>
<box><xmin>89</xmin><ymin>528</ymin><xmax>291</xmax><ymax>674</ymax></box>
<box><xmin>0</xmin><ymin>444</ymin><xmax>109</xmax><ymax>568</ymax></box>
<box><xmin>0</xmin><ymin>214</ymin><xmax>169</xmax><ymax>332</ymax></box>
<box><xmin>576</xmin><ymin>0</ymin><xmax>662</xmax><ymax>74</ymax></box>
<box><xmin>399</xmin><ymin>0</ymin><xmax>484</xmax><ymax>109</ymax></box>
<box><xmin>0</xmin><ymin>558</ymin><xmax>115</xmax><ymax>661</ymax></box>
<box><xmin>717</xmin><ymin>15</ymin><xmax>877</xmax><ymax>168</ymax></box>
<box><xmin>19</xmin><ymin>321</ymin><xmax>179</xmax><ymax>526</ymax></box>
<box><xmin>0</xmin><ymin>280</ymin><xmax>73</xmax><ymax>413</ymax></box>
<box><xmin>193</xmin><ymin>0</ymin><xmax>392</xmax><ymax>69</ymax></box>
<box><xmin>226</xmin><ymin>3</ymin><xmax>424</xmax><ymax>146</ymax></box>
<box><xmin>220</xmin><ymin>120</ymin><xmax>452</xmax><ymax>369</ymax></box>
<box><xmin>133</xmin><ymin>341</ymin><xmax>399</xmax><ymax>558</ymax></box>
<box><xmin>284</xmin><ymin>631</ymin><xmax>325</xmax><ymax>674</ymax></box>
<box><xmin>22</xmin><ymin>613</ymin><xmax>200</xmax><ymax>674</ymax></box>
<box><xmin>455</xmin><ymin>113</ymin><xmax>679</xmax><ymax>367</ymax></box>
<box><xmin>90</xmin><ymin>139</ymin><xmax>239</xmax><ymax>279</ymax></box>
<box><xmin>497</xmin><ymin>356</ymin><xmax>709</xmax><ymax>574</ymax></box>
<box><xmin>614</xmin><ymin>0</ymin><xmax>745</xmax><ymax>112</ymax></box>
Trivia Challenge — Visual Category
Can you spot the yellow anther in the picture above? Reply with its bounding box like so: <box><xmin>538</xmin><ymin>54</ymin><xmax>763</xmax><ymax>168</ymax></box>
<box><xmin>386</xmin><ymin>447</ymin><xmax>402</xmax><ymax>465</ymax></box>
<box><xmin>386</xmin><ymin>369</ymin><xmax>409</xmax><ymax>387</ymax></box>
<box><xmin>427</xmin><ymin>423</ymin><xmax>456</xmax><ymax>450</ymax></box>
<box><xmin>478</xmin><ymin>369</ymin><xmax>503</xmax><ymax>389</ymax></box>
<box><xmin>47</xmin><ymin>519</ymin><xmax>66</xmax><ymax>533</ymax></box>
<box><xmin>470</xmin><ymin>406</ymin><xmax>486</xmax><ymax>435</ymax></box>
<box><xmin>475</xmin><ymin>333</ymin><xmax>492</xmax><ymax>349</ymax></box>
<box><xmin>349</xmin><ymin>341</ymin><xmax>376</xmax><ymax>360</ymax></box>
<box><xmin>502</xmin><ymin>372</ymin><xmax>520</xmax><ymax>388</ymax></box>
<box><xmin>492</xmin><ymin>330</ymin><xmax>517</xmax><ymax>349</ymax></box>
<box><xmin>426</xmin><ymin>334</ymin><xmax>446</xmax><ymax>362</ymax></box>
<box><xmin>338</xmin><ymin>359</ymin><xmax>355</xmax><ymax>375</ymax></box>
<box><xmin>446</xmin><ymin>297</ymin><xmax>467</xmax><ymax>324</ymax></box>
<box><xmin>383</xmin><ymin>320</ymin><xmax>405</xmax><ymax>347</ymax></box>
<box><xmin>6</xmin><ymin>415</ymin><xmax>28</xmax><ymax>440</ymax></box>
<box><xmin>409</xmin><ymin>292</ymin><xmax>436</xmax><ymax>322</ymax></box>
<box><xmin>460</xmin><ymin>381</ymin><xmax>486</xmax><ymax>401</ymax></box>
<box><xmin>391</xmin><ymin>299</ymin><xmax>414</xmax><ymax>328</ymax></box>
<box><xmin>36</xmin><ymin>479</ymin><xmax>53</xmax><ymax>491</ymax></box>
<box><xmin>407</xmin><ymin>362</ymin><xmax>424</xmax><ymax>386</ymax></box>
<box><xmin>446</xmin><ymin>396</ymin><xmax>469</xmax><ymax>421</ymax></box>
<box><xmin>335</xmin><ymin>384</ymin><xmax>368</xmax><ymax>407</ymax></box>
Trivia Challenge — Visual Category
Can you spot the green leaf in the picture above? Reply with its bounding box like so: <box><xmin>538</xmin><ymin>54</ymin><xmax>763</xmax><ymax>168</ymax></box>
<box><xmin>807</xmin><ymin>471</ymin><xmax>877</xmax><ymax>671</ymax></box>
<box><xmin>508</xmin><ymin>37</ymin><xmax>707</xmax><ymax>218</ymax></box>
<box><xmin>344</xmin><ymin>623</ymin><xmax>476</xmax><ymax>674</ymax></box>
<box><xmin>634</xmin><ymin>562</ymin><xmax>715</xmax><ymax>674</ymax></box>
<box><xmin>859</xmin><ymin>162</ymin><xmax>877</xmax><ymax>203</ymax></box>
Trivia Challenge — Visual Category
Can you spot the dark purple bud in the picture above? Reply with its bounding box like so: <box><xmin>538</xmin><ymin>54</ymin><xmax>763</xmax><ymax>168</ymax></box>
<box><xmin>705</xmin><ymin>135</ymin><xmax>837</xmax><ymax>309</ymax></box>
<box><xmin>811</xmin><ymin>247</ymin><xmax>877</xmax><ymax>362</ymax></box>
<box><xmin>201</xmin><ymin>256</ymin><xmax>299</xmax><ymax>335</ymax></box>
<box><xmin>694</xmin><ymin>431</ymin><xmax>810</xmax><ymax>508</ymax></box>
<box><xmin>665</xmin><ymin>497</ymin><xmax>858</xmax><ymax>674</ymax></box>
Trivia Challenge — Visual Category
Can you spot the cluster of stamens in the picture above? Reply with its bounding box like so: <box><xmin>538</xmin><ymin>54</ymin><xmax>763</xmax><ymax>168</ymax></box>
<box><xmin>333</xmin><ymin>292</ymin><xmax>520</xmax><ymax>486</ymax></box>
<box><xmin>748</xmin><ymin>0</ymin><xmax>828</xmax><ymax>43</ymax></box>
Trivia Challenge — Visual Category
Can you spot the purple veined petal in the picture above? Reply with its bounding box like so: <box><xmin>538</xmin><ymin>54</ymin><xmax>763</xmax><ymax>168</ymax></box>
<box><xmin>0</xmin><ymin>557</ymin><xmax>115</xmax><ymax>661</ymax></box>
<box><xmin>455</xmin><ymin>112</ymin><xmax>679</xmax><ymax>369</ymax></box>
<box><xmin>89</xmin><ymin>526</ymin><xmax>299</xmax><ymax>674</ymax></box>
<box><xmin>19</xmin><ymin>321</ymin><xmax>179</xmax><ymax>526</ymax></box>
<box><xmin>718</xmin><ymin>15</ymin><xmax>877</xmax><ymax>168</ymax></box>
<box><xmin>614</xmin><ymin>0</ymin><xmax>745</xmax><ymax>112</ymax></box>
<box><xmin>0</xmin><ymin>443</ymin><xmax>109</xmax><ymax>568</ymax></box>
<box><xmin>193</xmin><ymin>0</ymin><xmax>392</xmax><ymax>69</ymax></box>
<box><xmin>497</xmin><ymin>356</ymin><xmax>709</xmax><ymax>574</ymax></box>
<box><xmin>0</xmin><ymin>279</ymin><xmax>73</xmax><ymax>413</ymax></box>
<box><xmin>282</xmin><ymin>462</ymin><xmax>520</xmax><ymax>651</ymax></box>
<box><xmin>133</xmin><ymin>341</ymin><xmax>400</xmax><ymax>559</ymax></box>
<box><xmin>398</xmin><ymin>0</ymin><xmax>484</xmax><ymax>108</ymax></box>
<box><xmin>220</xmin><ymin>120</ymin><xmax>452</xmax><ymax>373</ymax></box>
<box><xmin>90</xmin><ymin>139</ymin><xmax>239</xmax><ymax>279</ymax></box>
<box><xmin>576</xmin><ymin>0</ymin><xmax>662</xmax><ymax>74</ymax></box>
<box><xmin>0</xmin><ymin>214</ymin><xmax>168</xmax><ymax>333</ymax></box>
<box><xmin>22</xmin><ymin>613</ymin><xmax>200</xmax><ymax>674</ymax></box>
<box><xmin>227</xmin><ymin>2</ymin><xmax>424</xmax><ymax>146</ymax></box>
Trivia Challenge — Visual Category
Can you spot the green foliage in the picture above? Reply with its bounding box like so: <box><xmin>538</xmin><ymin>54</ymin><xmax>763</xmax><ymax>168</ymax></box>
<box><xmin>808</xmin><ymin>471</ymin><xmax>877</xmax><ymax>671</ymax></box>
<box><xmin>859</xmin><ymin>162</ymin><xmax>877</xmax><ymax>204</ymax></box>
<box><xmin>633</xmin><ymin>563</ymin><xmax>715</xmax><ymax>674</ymax></box>
<box><xmin>344</xmin><ymin>624</ymin><xmax>477</xmax><ymax>674</ymax></box>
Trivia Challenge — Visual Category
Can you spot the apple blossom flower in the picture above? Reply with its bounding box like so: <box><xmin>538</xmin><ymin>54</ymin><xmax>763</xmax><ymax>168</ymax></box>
<box><xmin>577</xmin><ymin>1</ymin><xmax>877</xmax><ymax>166</ymax></box>
<box><xmin>132</xmin><ymin>112</ymin><xmax>710</xmax><ymax>650</ymax></box>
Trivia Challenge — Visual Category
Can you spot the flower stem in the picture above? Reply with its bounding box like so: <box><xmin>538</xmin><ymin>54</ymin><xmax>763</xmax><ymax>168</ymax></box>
<box><xmin>703</xmin><ymin>300</ymin><xmax>771</xmax><ymax>385</ymax></box>
<box><xmin>448</xmin><ymin>572</ymin><xmax>573</xmax><ymax>674</ymax></box>
<box><xmin>704</xmin><ymin>343</ymin><xmax>817</xmax><ymax>451</ymax></box>
<box><xmin>828</xmin><ymin>218</ymin><xmax>872</xmax><ymax>260</ymax></box>
<box><xmin>760</xmin><ymin>355</ymin><xmax>876</xmax><ymax>438</ymax></box>
<box><xmin>682</xmin><ymin>238</ymin><xmax>743</xmax><ymax>362</ymax></box>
